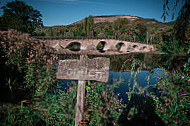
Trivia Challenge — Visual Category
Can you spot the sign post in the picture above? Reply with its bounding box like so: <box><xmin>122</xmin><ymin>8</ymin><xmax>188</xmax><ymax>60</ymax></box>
<box><xmin>56</xmin><ymin>56</ymin><xmax>110</xmax><ymax>126</ymax></box>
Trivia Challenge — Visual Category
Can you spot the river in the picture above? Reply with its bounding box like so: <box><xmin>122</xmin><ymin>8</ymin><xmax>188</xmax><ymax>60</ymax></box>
<box><xmin>57</xmin><ymin>53</ymin><xmax>188</xmax><ymax>102</ymax></box>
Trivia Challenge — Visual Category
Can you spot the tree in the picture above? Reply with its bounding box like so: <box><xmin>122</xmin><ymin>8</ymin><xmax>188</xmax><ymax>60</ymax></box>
<box><xmin>0</xmin><ymin>0</ymin><xmax>43</xmax><ymax>34</ymax></box>
<box><xmin>82</xmin><ymin>15</ymin><xmax>94</xmax><ymax>37</ymax></box>
<box><xmin>162</xmin><ymin>0</ymin><xmax>190</xmax><ymax>43</ymax></box>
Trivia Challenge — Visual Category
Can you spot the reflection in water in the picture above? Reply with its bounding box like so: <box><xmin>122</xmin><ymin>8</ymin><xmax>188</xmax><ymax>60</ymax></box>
<box><xmin>57</xmin><ymin>53</ymin><xmax>187</xmax><ymax>100</ymax></box>
<box><xmin>107</xmin><ymin>68</ymin><xmax>166</xmax><ymax>102</ymax></box>
<box><xmin>107</xmin><ymin>53</ymin><xmax>187</xmax><ymax>72</ymax></box>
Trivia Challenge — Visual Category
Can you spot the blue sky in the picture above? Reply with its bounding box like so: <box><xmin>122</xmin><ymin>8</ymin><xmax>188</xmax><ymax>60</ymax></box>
<box><xmin>0</xmin><ymin>0</ymin><xmax>179</xmax><ymax>26</ymax></box>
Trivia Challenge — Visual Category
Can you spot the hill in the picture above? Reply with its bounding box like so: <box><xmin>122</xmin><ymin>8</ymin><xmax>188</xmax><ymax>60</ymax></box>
<box><xmin>71</xmin><ymin>15</ymin><xmax>139</xmax><ymax>25</ymax></box>
<box><xmin>37</xmin><ymin>15</ymin><xmax>175</xmax><ymax>44</ymax></box>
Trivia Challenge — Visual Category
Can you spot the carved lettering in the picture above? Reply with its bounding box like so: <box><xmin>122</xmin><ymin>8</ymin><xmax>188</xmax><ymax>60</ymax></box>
<box><xmin>56</xmin><ymin>57</ymin><xmax>110</xmax><ymax>82</ymax></box>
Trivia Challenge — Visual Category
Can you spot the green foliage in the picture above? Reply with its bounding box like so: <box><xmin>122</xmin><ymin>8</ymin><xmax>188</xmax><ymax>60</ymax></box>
<box><xmin>162</xmin><ymin>0</ymin><xmax>190</xmax><ymax>44</ymax></box>
<box><xmin>0</xmin><ymin>30</ymin><xmax>57</xmax><ymax>101</ymax></box>
<box><xmin>66</xmin><ymin>42</ymin><xmax>81</xmax><ymax>51</ymax></box>
<box><xmin>34</xmin><ymin>82</ymin><xmax>77</xmax><ymax>125</ymax></box>
<box><xmin>121</xmin><ymin>56</ymin><xmax>189</xmax><ymax>125</ymax></box>
<box><xmin>0</xmin><ymin>79</ymin><xmax>126</xmax><ymax>125</ymax></box>
<box><xmin>41</xmin><ymin>16</ymin><xmax>152</xmax><ymax>43</ymax></box>
<box><xmin>150</xmin><ymin>70</ymin><xmax>190</xmax><ymax>125</ymax></box>
<box><xmin>116</xmin><ymin>43</ymin><xmax>121</xmax><ymax>51</ymax></box>
<box><xmin>0</xmin><ymin>104</ymin><xmax>44</xmax><ymax>125</ymax></box>
<box><xmin>85</xmin><ymin>81</ymin><xmax>125</xmax><ymax>125</ymax></box>
<box><xmin>0</xmin><ymin>0</ymin><xmax>43</xmax><ymax>34</ymax></box>
<box><xmin>157</xmin><ymin>39</ymin><xmax>189</xmax><ymax>54</ymax></box>
<box><xmin>96</xmin><ymin>42</ymin><xmax>104</xmax><ymax>51</ymax></box>
<box><xmin>82</xmin><ymin>15</ymin><xmax>94</xmax><ymax>37</ymax></box>
<box><xmin>0</xmin><ymin>81</ymin><xmax>77</xmax><ymax>125</ymax></box>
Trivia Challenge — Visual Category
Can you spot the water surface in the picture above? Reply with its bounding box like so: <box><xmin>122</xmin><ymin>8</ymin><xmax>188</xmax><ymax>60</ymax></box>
<box><xmin>57</xmin><ymin>53</ymin><xmax>187</xmax><ymax>101</ymax></box>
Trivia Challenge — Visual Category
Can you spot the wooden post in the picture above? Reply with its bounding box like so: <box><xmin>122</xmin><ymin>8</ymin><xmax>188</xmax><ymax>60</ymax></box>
<box><xmin>75</xmin><ymin>55</ymin><xmax>86</xmax><ymax>126</ymax></box>
<box><xmin>75</xmin><ymin>80</ymin><xmax>85</xmax><ymax>126</ymax></box>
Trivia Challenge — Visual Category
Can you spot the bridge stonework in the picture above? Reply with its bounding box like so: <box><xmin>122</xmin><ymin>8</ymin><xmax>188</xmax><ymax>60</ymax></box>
<box><xmin>43</xmin><ymin>39</ymin><xmax>156</xmax><ymax>53</ymax></box>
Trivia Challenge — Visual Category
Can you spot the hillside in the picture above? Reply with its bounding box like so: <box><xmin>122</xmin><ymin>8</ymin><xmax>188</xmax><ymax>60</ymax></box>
<box><xmin>37</xmin><ymin>15</ymin><xmax>175</xmax><ymax>44</ymax></box>
<box><xmin>71</xmin><ymin>15</ymin><xmax>139</xmax><ymax>25</ymax></box>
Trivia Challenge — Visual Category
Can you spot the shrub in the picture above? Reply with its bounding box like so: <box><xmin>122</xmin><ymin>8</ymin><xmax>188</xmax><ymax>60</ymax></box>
<box><xmin>0</xmin><ymin>29</ymin><xmax>58</xmax><ymax>101</ymax></box>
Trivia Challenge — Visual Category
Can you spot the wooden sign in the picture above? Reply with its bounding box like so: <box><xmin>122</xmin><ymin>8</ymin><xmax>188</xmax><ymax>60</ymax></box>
<box><xmin>56</xmin><ymin>57</ymin><xmax>110</xmax><ymax>82</ymax></box>
<box><xmin>56</xmin><ymin>56</ymin><xmax>110</xmax><ymax>126</ymax></box>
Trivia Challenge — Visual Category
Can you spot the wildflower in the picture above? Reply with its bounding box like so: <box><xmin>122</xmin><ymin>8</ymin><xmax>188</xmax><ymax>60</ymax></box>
<box><xmin>127</xmin><ymin>118</ymin><xmax>131</xmax><ymax>120</ymax></box>
<box><xmin>138</xmin><ymin>87</ymin><xmax>142</xmax><ymax>91</ymax></box>
<box><xmin>113</xmin><ymin>122</ymin><xmax>116</xmax><ymax>125</ymax></box>
<box><xmin>188</xmin><ymin>79</ymin><xmax>190</xmax><ymax>81</ymax></box>
<box><xmin>182</xmin><ymin>76</ymin><xmax>185</xmax><ymax>79</ymax></box>
<box><xmin>180</xmin><ymin>104</ymin><xmax>183</xmax><ymax>107</ymax></box>
<box><xmin>118</xmin><ymin>109</ymin><xmax>121</xmax><ymax>111</ymax></box>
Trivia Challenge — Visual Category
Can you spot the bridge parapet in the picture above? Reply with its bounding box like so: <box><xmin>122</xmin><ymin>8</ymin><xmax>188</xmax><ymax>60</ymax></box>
<box><xmin>32</xmin><ymin>36</ymin><xmax>153</xmax><ymax>45</ymax></box>
<box><xmin>32</xmin><ymin>36</ymin><xmax>156</xmax><ymax>53</ymax></box>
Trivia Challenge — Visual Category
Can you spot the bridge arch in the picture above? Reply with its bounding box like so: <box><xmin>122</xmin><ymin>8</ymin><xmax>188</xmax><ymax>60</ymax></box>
<box><xmin>96</xmin><ymin>41</ymin><xmax>107</xmax><ymax>52</ymax></box>
<box><xmin>65</xmin><ymin>42</ymin><xmax>81</xmax><ymax>51</ymax></box>
<box><xmin>116</xmin><ymin>42</ymin><xmax>125</xmax><ymax>51</ymax></box>
<box><xmin>139</xmin><ymin>46</ymin><xmax>147</xmax><ymax>51</ymax></box>
<box><xmin>133</xmin><ymin>45</ymin><xmax>138</xmax><ymax>48</ymax></box>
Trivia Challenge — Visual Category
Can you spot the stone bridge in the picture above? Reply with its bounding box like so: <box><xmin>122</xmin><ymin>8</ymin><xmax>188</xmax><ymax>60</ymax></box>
<box><xmin>33</xmin><ymin>37</ymin><xmax>156</xmax><ymax>54</ymax></box>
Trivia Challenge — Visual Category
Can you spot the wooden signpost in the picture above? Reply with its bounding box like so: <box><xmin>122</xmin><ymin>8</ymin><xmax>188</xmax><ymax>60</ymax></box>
<box><xmin>56</xmin><ymin>56</ymin><xmax>110</xmax><ymax>126</ymax></box>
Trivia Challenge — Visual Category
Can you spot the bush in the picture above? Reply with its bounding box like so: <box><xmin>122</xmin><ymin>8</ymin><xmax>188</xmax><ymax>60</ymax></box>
<box><xmin>85</xmin><ymin>81</ymin><xmax>125</xmax><ymax>125</ymax></box>
<box><xmin>0</xmin><ymin>29</ymin><xmax>58</xmax><ymax>101</ymax></box>
<box><xmin>157</xmin><ymin>39</ymin><xmax>189</xmax><ymax>54</ymax></box>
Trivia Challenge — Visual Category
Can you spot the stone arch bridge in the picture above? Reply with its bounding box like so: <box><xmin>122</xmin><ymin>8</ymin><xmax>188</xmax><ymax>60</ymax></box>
<box><xmin>33</xmin><ymin>37</ymin><xmax>156</xmax><ymax>53</ymax></box>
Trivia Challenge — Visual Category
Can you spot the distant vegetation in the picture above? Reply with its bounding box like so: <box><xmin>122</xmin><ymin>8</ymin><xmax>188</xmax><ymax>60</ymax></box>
<box><xmin>39</xmin><ymin>16</ymin><xmax>174</xmax><ymax>44</ymax></box>
<box><xmin>36</xmin><ymin>14</ymin><xmax>189</xmax><ymax>54</ymax></box>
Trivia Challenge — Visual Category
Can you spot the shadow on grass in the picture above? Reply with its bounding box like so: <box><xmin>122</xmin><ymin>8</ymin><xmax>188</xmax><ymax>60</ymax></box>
<box><xmin>0</xmin><ymin>44</ymin><xmax>30</xmax><ymax>104</ymax></box>
<box><xmin>118</xmin><ymin>93</ymin><xmax>165</xmax><ymax>126</ymax></box>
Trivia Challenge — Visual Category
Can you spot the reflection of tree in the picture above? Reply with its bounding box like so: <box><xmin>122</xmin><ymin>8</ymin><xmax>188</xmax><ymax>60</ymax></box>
<box><xmin>58</xmin><ymin>54</ymin><xmax>187</xmax><ymax>72</ymax></box>
<box><xmin>109</xmin><ymin>54</ymin><xmax>187</xmax><ymax>72</ymax></box>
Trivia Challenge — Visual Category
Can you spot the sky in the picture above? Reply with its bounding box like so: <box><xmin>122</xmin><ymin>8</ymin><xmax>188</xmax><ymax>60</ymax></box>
<box><xmin>0</xmin><ymin>0</ymin><xmax>180</xmax><ymax>26</ymax></box>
